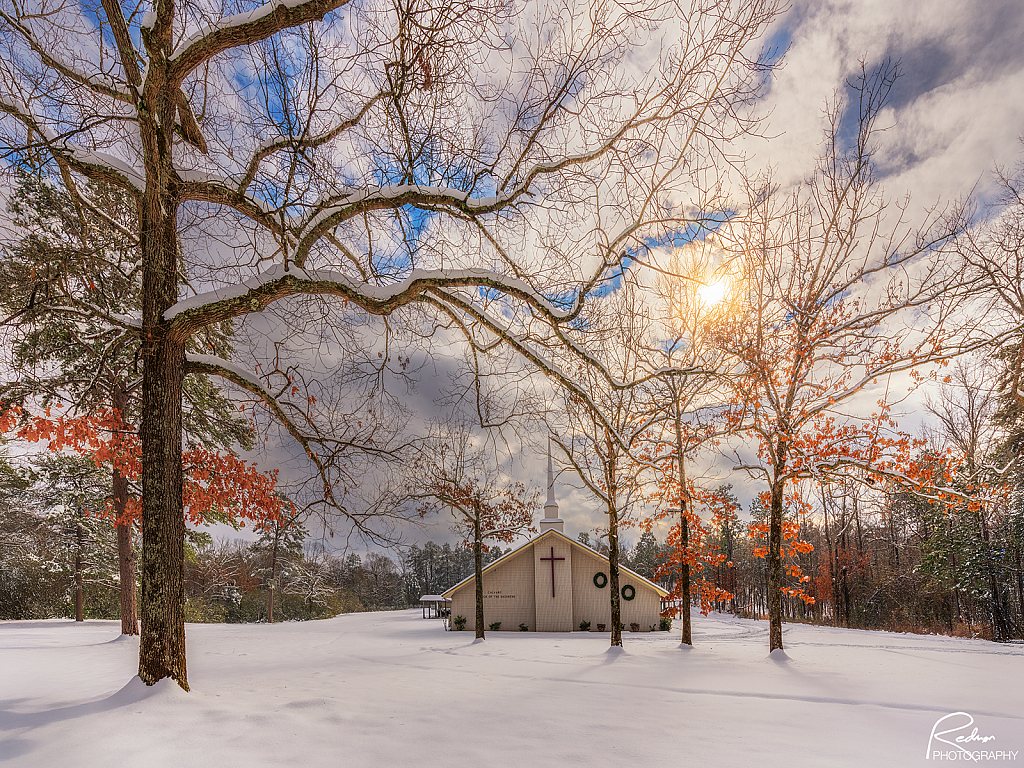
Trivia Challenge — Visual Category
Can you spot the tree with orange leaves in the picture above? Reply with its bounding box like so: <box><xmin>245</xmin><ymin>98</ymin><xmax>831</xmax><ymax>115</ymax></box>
<box><xmin>1</xmin><ymin>404</ymin><xmax>292</xmax><ymax>529</ymax></box>
<box><xmin>414</xmin><ymin>423</ymin><xmax>538</xmax><ymax>639</ymax></box>
<box><xmin>716</xmin><ymin>61</ymin><xmax>968</xmax><ymax>652</ymax></box>
<box><xmin>642</xmin><ymin>241</ymin><xmax>738</xmax><ymax>644</ymax></box>
<box><xmin>649</xmin><ymin>483</ymin><xmax>735</xmax><ymax>626</ymax></box>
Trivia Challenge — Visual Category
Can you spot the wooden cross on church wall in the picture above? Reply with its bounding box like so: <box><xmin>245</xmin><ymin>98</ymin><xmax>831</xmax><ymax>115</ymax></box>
<box><xmin>540</xmin><ymin>546</ymin><xmax>565</xmax><ymax>598</ymax></box>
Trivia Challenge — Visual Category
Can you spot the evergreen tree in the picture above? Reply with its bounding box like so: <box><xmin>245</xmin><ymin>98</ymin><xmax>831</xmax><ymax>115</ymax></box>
<box><xmin>629</xmin><ymin>531</ymin><xmax>663</xmax><ymax>581</ymax></box>
<box><xmin>30</xmin><ymin>453</ymin><xmax>119</xmax><ymax>621</ymax></box>
<box><xmin>252</xmin><ymin>510</ymin><xmax>306</xmax><ymax>623</ymax></box>
<box><xmin>1</xmin><ymin>172</ymin><xmax>267</xmax><ymax>634</ymax></box>
<box><xmin>0</xmin><ymin>448</ymin><xmax>56</xmax><ymax>619</ymax></box>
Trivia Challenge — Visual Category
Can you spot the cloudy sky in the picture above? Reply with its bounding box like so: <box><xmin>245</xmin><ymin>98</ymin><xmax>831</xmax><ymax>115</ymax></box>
<box><xmin>755</xmin><ymin>0</ymin><xmax>1024</xmax><ymax>204</ymax></box>
<box><xmin>151</xmin><ymin>0</ymin><xmax>1024</xmax><ymax>556</ymax></box>
<box><xmin>333</xmin><ymin>0</ymin><xmax>1023</xmax><ymax>552</ymax></box>
<box><xmin>1</xmin><ymin>0</ymin><xmax>1020</xmax><ymax>568</ymax></box>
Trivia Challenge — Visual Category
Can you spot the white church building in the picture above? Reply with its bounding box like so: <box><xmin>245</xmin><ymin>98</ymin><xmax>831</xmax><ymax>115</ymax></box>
<box><xmin>441</xmin><ymin>450</ymin><xmax>668</xmax><ymax>632</ymax></box>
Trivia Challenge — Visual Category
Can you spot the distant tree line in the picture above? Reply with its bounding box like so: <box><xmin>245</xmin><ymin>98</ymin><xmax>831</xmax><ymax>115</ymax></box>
<box><xmin>8</xmin><ymin>439</ymin><xmax>1021</xmax><ymax>643</ymax></box>
<box><xmin>677</xmin><ymin>468</ymin><xmax>1024</xmax><ymax>642</ymax></box>
<box><xmin>182</xmin><ymin>537</ymin><xmax>518</xmax><ymax>622</ymax></box>
<box><xmin>0</xmin><ymin>465</ymin><xmax>522</xmax><ymax>623</ymax></box>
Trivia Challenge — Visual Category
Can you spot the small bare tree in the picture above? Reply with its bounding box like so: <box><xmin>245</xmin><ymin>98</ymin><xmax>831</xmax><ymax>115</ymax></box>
<box><xmin>642</xmin><ymin>241</ymin><xmax>737</xmax><ymax>645</ymax></box>
<box><xmin>415</xmin><ymin>423</ymin><xmax>537</xmax><ymax>639</ymax></box>
<box><xmin>551</xmin><ymin>287</ymin><xmax>662</xmax><ymax>647</ymax></box>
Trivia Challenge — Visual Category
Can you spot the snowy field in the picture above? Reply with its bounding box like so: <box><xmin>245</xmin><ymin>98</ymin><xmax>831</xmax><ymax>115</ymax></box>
<box><xmin>2</xmin><ymin>610</ymin><xmax>1022</xmax><ymax>767</ymax></box>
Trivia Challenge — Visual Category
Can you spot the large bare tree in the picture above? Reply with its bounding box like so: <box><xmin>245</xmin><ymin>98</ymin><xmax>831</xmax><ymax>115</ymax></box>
<box><xmin>0</xmin><ymin>0</ymin><xmax>779</xmax><ymax>687</ymax></box>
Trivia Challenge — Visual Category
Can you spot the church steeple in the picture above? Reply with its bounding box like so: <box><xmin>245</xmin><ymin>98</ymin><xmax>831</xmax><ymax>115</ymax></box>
<box><xmin>540</xmin><ymin>437</ymin><xmax>564</xmax><ymax>533</ymax></box>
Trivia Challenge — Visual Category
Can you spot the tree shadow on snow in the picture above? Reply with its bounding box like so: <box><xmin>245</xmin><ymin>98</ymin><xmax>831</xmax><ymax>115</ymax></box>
<box><xmin>0</xmin><ymin>676</ymin><xmax>185</xmax><ymax>732</ymax></box>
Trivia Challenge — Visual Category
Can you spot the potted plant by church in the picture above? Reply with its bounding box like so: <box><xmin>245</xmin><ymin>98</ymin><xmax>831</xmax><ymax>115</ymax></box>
<box><xmin>597</xmin><ymin>623</ymin><xmax>606</xmax><ymax>632</ymax></box>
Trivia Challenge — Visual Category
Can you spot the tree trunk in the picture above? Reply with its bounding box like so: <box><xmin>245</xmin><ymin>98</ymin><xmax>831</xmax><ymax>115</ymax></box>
<box><xmin>608</xmin><ymin>499</ymin><xmax>622</xmax><ymax>647</ymax></box>
<box><xmin>723</xmin><ymin>520</ymin><xmax>735</xmax><ymax>614</ymax></box>
<box><xmin>473</xmin><ymin>502</ymin><xmax>485</xmax><ymax>640</ymax></box>
<box><xmin>138</xmin><ymin>330</ymin><xmax>187</xmax><ymax>687</ymax></box>
<box><xmin>888</xmin><ymin>507</ymin><xmax>899</xmax><ymax>570</ymax></box>
<box><xmin>116</xmin><ymin>516</ymin><xmax>138</xmax><ymax>635</ymax></box>
<box><xmin>841</xmin><ymin>566</ymin><xmax>851</xmax><ymax>627</ymax></box>
<box><xmin>137</xmin><ymin>72</ymin><xmax>188</xmax><ymax>684</ymax></box>
<box><xmin>822</xmin><ymin>489</ymin><xmax>838</xmax><ymax>625</ymax></box>
<box><xmin>678</xmin><ymin>506</ymin><xmax>692</xmax><ymax>645</ymax></box>
<box><xmin>269</xmin><ymin>532</ymin><xmax>279</xmax><ymax>624</ymax></box>
<box><xmin>1015</xmin><ymin>546</ymin><xmax>1024</xmax><ymax>631</ymax></box>
<box><xmin>950</xmin><ymin>519</ymin><xmax>962</xmax><ymax>626</ymax></box>
<box><xmin>112</xmin><ymin>381</ymin><xmax>138</xmax><ymax>635</ymax></box>
<box><xmin>75</xmin><ymin>520</ymin><xmax>84</xmax><ymax>622</ymax></box>
<box><xmin>978</xmin><ymin>507</ymin><xmax>1010</xmax><ymax>642</ymax></box>
<box><xmin>989</xmin><ymin>570</ymin><xmax>1009</xmax><ymax>642</ymax></box>
<box><xmin>673</xmin><ymin>401</ymin><xmax>692</xmax><ymax>645</ymax></box>
<box><xmin>767</xmin><ymin>478</ymin><xmax>784</xmax><ymax>651</ymax></box>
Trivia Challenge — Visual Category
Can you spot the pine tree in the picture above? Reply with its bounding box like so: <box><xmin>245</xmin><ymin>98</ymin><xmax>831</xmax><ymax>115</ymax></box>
<box><xmin>252</xmin><ymin>510</ymin><xmax>306</xmax><ymax>623</ymax></box>
<box><xmin>628</xmin><ymin>531</ymin><xmax>663</xmax><ymax>581</ymax></box>
<box><xmin>30</xmin><ymin>453</ymin><xmax>119</xmax><ymax>621</ymax></box>
<box><xmin>1</xmin><ymin>172</ymin><xmax>269</xmax><ymax>634</ymax></box>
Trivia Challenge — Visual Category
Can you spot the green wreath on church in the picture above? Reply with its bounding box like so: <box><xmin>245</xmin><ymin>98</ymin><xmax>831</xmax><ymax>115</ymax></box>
<box><xmin>621</xmin><ymin>584</ymin><xmax>636</xmax><ymax>601</ymax></box>
<box><xmin>593</xmin><ymin>572</ymin><xmax>608</xmax><ymax>589</ymax></box>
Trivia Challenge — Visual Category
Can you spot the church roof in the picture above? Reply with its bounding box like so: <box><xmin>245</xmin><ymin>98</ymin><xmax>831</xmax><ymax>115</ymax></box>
<box><xmin>440</xmin><ymin>528</ymin><xmax>669</xmax><ymax>598</ymax></box>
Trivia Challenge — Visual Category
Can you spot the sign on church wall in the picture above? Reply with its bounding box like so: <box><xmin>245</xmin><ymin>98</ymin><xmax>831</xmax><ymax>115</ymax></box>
<box><xmin>450</xmin><ymin>546</ymin><xmax>536</xmax><ymax>632</ymax></box>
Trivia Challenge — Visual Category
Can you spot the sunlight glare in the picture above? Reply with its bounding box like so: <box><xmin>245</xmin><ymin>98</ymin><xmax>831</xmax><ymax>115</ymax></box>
<box><xmin>698</xmin><ymin>278</ymin><xmax>727</xmax><ymax>307</ymax></box>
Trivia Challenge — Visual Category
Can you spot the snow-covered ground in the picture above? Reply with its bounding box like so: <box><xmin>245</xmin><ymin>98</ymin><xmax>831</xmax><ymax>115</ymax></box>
<box><xmin>2</xmin><ymin>610</ymin><xmax>1022</xmax><ymax>767</ymax></box>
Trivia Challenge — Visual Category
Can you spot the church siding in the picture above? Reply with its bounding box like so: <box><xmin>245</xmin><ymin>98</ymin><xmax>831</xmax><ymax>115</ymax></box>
<box><xmin>534</xmin><ymin>538</ymin><xmax>573</xmax><ymax>632</ymax></box>
<box><xmin>618</xmin><ymin>579</ymin><xmax>662</xmax><ymax>631</ymax></box>
<box><xmin>444</xmin><ymin>530</ymin><xmax>666</xmax><ymax>633</ymax></box>
<box><xmin>570</xmin><ymin>543</ymin><xmax>661</xmax><ymax>631</ymax></box>
<box><xmin>571</xmin><ymin>546</ymin><xmax>612</xmax><ymax>628</ymax></box>
<box><xmin>451</xmin><ymin>545</ymin><xmax>536</xmax><ymax>631</ymax></box>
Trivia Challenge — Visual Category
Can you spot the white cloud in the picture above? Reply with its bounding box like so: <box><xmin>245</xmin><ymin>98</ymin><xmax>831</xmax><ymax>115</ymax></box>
<box><xmin>746</xmin><ymin>0</ymin><xmax>1024</xmax><ymax>205</ymax></box>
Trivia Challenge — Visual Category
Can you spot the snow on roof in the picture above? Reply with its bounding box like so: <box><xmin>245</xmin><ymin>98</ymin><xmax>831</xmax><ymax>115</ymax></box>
<box><xmin>419</xmin><ymin>595</ymin><xmax>451</xmax><ymax>602</ymax></box>
<box><xmin>441</xmin><ymin>529</ymin><xmax>669</xmax><ymax>598</ymax></box>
